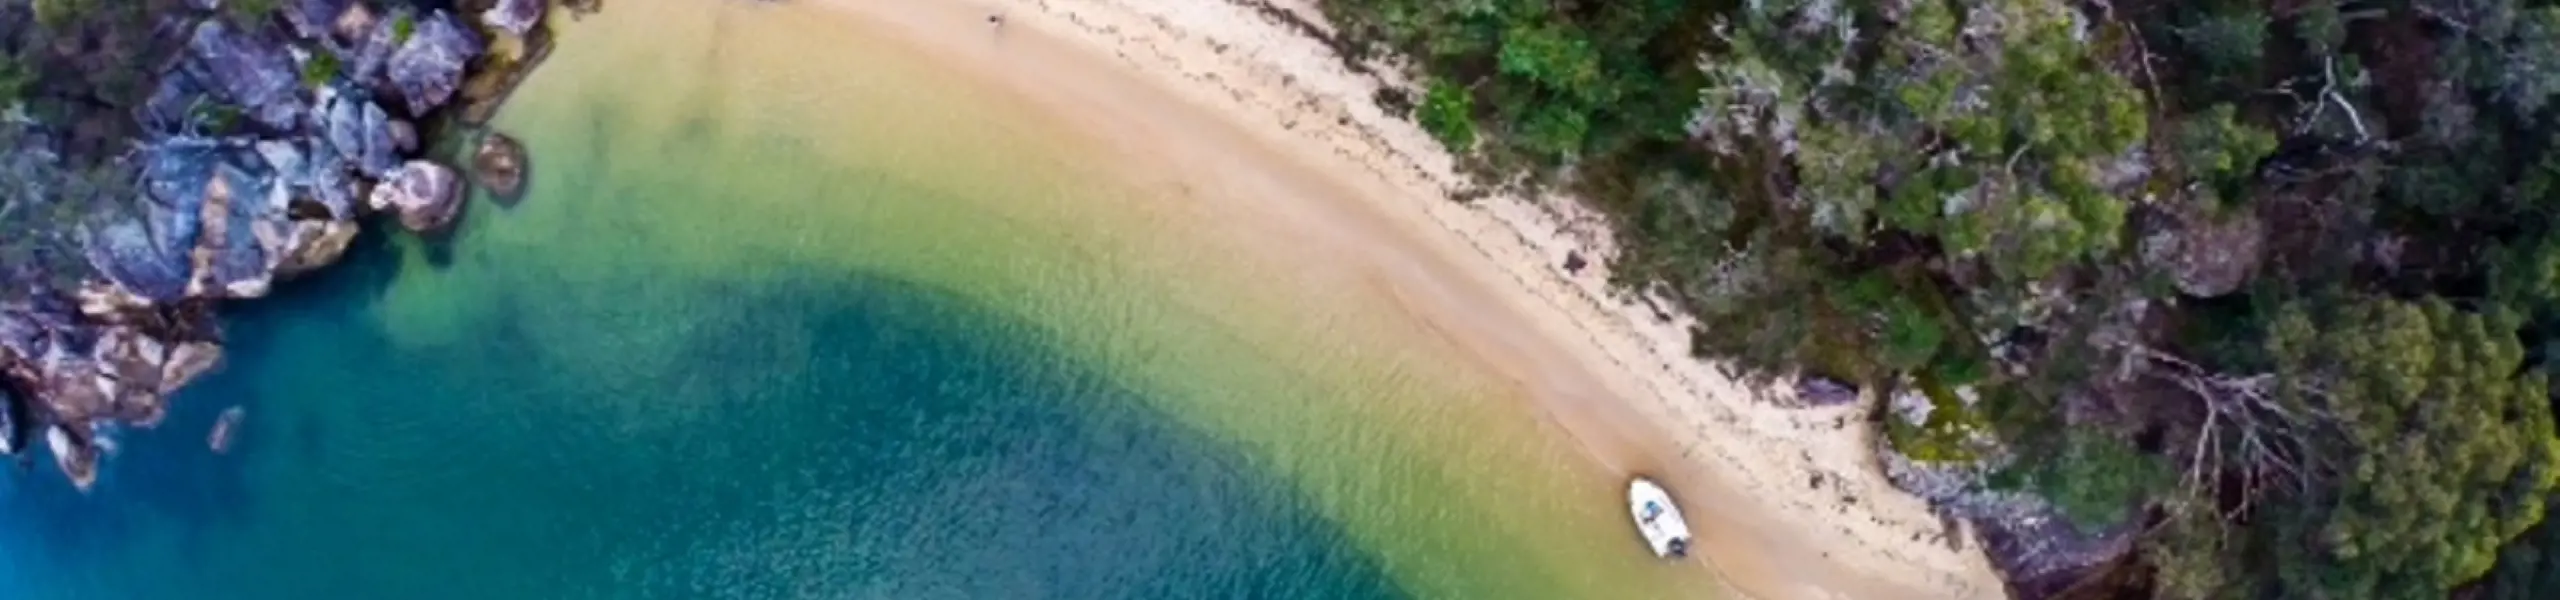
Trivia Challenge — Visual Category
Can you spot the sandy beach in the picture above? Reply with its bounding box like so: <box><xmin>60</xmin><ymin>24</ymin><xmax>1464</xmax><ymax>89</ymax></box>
<box><xmin>804</xmin><ymin>1</ymin><xmax>2011</xmax><ymax>598</ymax></box>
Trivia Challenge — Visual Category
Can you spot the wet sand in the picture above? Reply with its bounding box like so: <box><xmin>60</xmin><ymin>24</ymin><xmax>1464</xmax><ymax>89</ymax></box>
<box><xmin>787</xmin><ymin>1</ymin><xmax>2011</xmax><ymax>598</ymax></box>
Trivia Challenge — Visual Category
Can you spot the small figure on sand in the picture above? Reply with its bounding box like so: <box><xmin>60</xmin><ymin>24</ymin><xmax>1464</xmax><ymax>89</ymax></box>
<box><xmin>988</xmin><ymin>13</ymin><xmax>1004</xmax><ymax>27</ymax></box>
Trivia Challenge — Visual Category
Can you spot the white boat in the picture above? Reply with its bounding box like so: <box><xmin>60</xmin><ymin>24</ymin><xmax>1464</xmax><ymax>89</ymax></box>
<box><xmin>1628</xmin><ymin>477</ymin><xmax>1692</xmax><ymax>558</ymax></box>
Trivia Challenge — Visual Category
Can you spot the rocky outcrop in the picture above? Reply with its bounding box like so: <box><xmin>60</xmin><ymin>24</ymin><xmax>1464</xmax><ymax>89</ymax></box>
<box><xmin>186</xmin><ymin>20</ymin><xmax>303</xmax><ymax>130</ymax></box>
<box><xmin>369</xmin><ymin>161</ymin><xmax>464</xmax><ymax>232</ymax></box>
<box><xmin>384</xmin><ymin>11</ymin><xmax>485</xmax><ymax>116</ymax></box>
<box><xmin>473</xmin><ymin>131</ymin><xmax>529</xmax><ymax>201</ymax></box>
<box><xmin>1876</xmin><ymin>387</ymin><xmax>2139</xmax><ymax>600</ymax></box>
<box><xmin>2</xmin><ymin>0</ymin><xmax>503</xmax><ymax>491</ymax></box>
<box><xmin>2139</xmin><ymin>203</ymin><xmax>2265</xmax><ymax>299</ymax></box>
<box><xmin>484</xmin><ymin>0</ymin><xmax>546</xmax><ymax>37</ymax></box>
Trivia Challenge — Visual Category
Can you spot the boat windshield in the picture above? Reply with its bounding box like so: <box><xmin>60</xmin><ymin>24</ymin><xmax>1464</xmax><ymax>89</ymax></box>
<box><xmin>1641</xmin><ymin>501</ymin><xmax>1663</xmax><ymax>523</ymax></box>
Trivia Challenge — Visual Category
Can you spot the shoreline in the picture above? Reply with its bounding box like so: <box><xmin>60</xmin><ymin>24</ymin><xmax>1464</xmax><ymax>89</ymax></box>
<box><xmin>812</xmin><ymin>1</ymin><xmax>2008</xmax><ymax>598</ymax></box>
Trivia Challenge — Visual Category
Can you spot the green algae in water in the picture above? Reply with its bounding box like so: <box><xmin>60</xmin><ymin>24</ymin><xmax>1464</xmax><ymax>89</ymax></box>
<box><xmin>0</xmin><ymin>235</ymin><xmax>1405</xmax><ymax>600</ymax></box>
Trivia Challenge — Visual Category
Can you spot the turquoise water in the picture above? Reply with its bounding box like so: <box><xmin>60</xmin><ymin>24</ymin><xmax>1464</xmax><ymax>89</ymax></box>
<box><xmin>0</xmin><ymin>233</ymin><xmax>1402</xmax><ymax>599</ymax></box>
<box><xmin>0</xmin><ymin>3</ymin><xmax>1729</xmax><ymax>598</ymax></box>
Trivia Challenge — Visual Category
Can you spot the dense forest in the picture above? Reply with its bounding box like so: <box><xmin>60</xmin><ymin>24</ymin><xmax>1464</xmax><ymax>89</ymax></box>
<box><xmin>1311</xmin><ymin>0</ymin><xmax>2560</xmax><ymax>597</ymax></box>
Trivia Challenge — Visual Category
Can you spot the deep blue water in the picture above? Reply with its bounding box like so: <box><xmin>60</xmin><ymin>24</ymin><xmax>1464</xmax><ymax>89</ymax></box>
<box><xmin>0</xmin><ymin>233</ymin><xmax>1405</xmax><ymax>600</ymax></box>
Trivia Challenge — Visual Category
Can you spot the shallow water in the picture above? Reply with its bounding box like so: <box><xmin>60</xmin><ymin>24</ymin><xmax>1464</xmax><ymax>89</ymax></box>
<box><xmin>0</xmin><ymin>2</ymin><xmax>1717</xmax><ymax>598</ymax></box>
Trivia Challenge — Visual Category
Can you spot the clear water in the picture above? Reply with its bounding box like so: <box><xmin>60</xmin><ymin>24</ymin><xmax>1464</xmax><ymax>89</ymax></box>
<box><xmin>0</xmin><ymin>3</ymin><xmax>1716</xmax><ymax>598</ymax></box>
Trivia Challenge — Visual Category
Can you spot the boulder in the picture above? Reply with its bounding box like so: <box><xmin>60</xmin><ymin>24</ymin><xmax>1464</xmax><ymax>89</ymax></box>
<box><xmin>258</xmin><ymin>218</ymin><xmax>360</xmax><ymax>276</ymax></box>
<box><xmin>472</xmin><ymin>130</ymin><xmax>528</xmax><ymax>201</ymax></box>
<box><xmin>83</xmin><ymin>207</ymin><xmax>199</xmax><ymax>306</ymax></box>
<box><xmin>48</xmin><ymin>426</ymin><xmax>98</xmax><ymax>491</ymax></box>
<box><xmin>318</xmin><ymin>86</ymin><xmax>403</xmax><ymax>178</ymax></box>
<box><xmin>281</xmin><ymin>0</ymin><xmax>355</xmax><ymax>41</ymax></box>
<box><xmin>368</xmin><ymin>160</ymin><xmax>464</xmax><ymax>232</ymax></box>
<box><xmin>0</xmin><ymin>388</ymin><xmax>22</xmax><ymax>456</ymax></box>
<box><xmin>384</xmin><ymin>11</ymin><xmax>485</xmax><ymax>116</ymax></box>
<box><xmin>484</xmin><ymin>0</ymin><xmax>545</xmax><ymax>37</ymax></box>
<box><xmin>190</xmin><ymin>165</ymin><xmax>283</xmax><ymax>300</ymax></box>
<box><xmin>186</xmin><ymin>20</ymin><xmax>302</xmax><ymax>130</ymax></box>
<box><xmin>1794</xmin><ymin>375</ymin><xmax>1861</xmax><ymax>407</ymax></box>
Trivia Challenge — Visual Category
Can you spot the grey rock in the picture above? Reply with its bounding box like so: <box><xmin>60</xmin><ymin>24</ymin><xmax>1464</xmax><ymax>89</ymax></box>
<box><xmin>82</xmin><ymin>206</ymin><xmax>198</xmax><ymax>306</ymax></box>
<box><xmin>472</xmin><ymin>131</ymin><xmax>528</xmax><ymax>201</ymax></box>
<box><xmin>0</xmin><ymin>387</ymin><xmax>21</xmax><ymax>456</ymax></box>
<box><xmin>48</xmin><ymin>426</ymin><xmax>98</xmax><ymax>491</ymax></box>
<box><xmin>193</xmin><ymin>164</ymin><xmax>281</xmax><ymax>299</ymax></box>
<box><xmin>318</xmin><ymin>87</ymin><xmax>402</xmax><ymax>178</ymax></box>
<box><xmin>368</xmin><ymin>160</ymin><xmax>464</xmax><ymax>232</ymax></box>
<box><xmin>260</xmin><ymin>218</ymin><xmax>360</xmax><ymax>277</ymax></box>
<box><xmin>187</xmin><ymin>20</ymin><xmax>303</xmax><ymax>130</ymax></box>
<box><xmin>140</xmin><ymin>69</ymin><xmax>215</xmax><ymax>134</ymax></box>
<box><xmin>484</xmin><ymin>0</ymin><xmax>546</xmax><ymax>37</ymax></box>
<box><xmin>281</xmin><ymin>0</ymin><xmax>355</xmax><ymax>41</ymax></box>
<box><xmin>384</xmin><ymin>11</ymin><xmax>485</xmax><ymax>116</ymax></box>
<box><xmin>348</xmin><ymin>8</ymin><xmax>405</xmax><ymax>85</ymax></box>
<box><xmin>1794</xmin><ymin>375</ymin><xmax>1860</xmax><ymax>407</ymax></box>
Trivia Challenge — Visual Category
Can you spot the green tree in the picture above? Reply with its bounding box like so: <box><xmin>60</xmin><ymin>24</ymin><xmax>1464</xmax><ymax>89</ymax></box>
<box><xmin>2265</xmin><ymin>296</ymin><xmax>2560</xmax><ymax>598</ymax></box>
<box><xmin>1415</xmin><ymin>78</ymin><xmax>1475</xmax><ymax>149</ymax></box>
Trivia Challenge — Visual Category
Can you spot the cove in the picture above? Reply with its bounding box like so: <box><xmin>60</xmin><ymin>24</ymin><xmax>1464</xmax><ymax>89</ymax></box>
<box><xmin>0</xmin><ymin>232</ymin><xmax>1404</xmax><ymax>599</ymax></box>
<box><xmin>2</xmin><ymin>1</ymin><xmax>1723</xmax><ymax>598</ymax></box>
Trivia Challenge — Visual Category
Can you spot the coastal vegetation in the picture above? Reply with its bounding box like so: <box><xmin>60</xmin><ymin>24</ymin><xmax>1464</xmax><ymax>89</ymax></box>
<box><xmin>1317</xmin><ymin>0</ymin><xmax>2560</xmax><ymax>596</ymax></box>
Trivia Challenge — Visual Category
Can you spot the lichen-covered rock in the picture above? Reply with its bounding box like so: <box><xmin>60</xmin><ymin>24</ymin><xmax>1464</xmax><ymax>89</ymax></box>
<box><xmin>368</xmin><ymin>160</ymin><xmax>464</xmax><ymax>232</ymax></box>
<box><xmin>385</xmin><ymin>11</ymin><xmax>486</xmax><ymax>116</ymax></box>
<box><xmin>187</xmin><ymin>20</ymin><xmax>302</xmax><ymax>130</ymax></box>
<box><xmin>484</xmin><ymin>0</ymin><xmax>545</xmax><ymax>37</ymax></box>
<box><xmin>473</xmin><ymin>130</ymin><xmax>528</xmax><ymax>201</ymax></box>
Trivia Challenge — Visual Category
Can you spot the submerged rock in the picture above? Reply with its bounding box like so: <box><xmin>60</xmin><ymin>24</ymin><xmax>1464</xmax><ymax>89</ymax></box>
<box><xmin>0</xmin><ymin>388</ymin><xmax>23</xmax><ymax>456</ymax></box>
<box><xmin>48</xmin><ymin>426</ymin><xmax>98</xmax><ymax>490</ymax></box>
<box><xmin>483</xmin><ymin>0</ymin><xmax>546</xmax><ymax>37</ymax></box>
<box><xmin>384</xmin><ymin>11</ymin><xmax>486</xmax><ymax>116</ymax></box>
<box><xmin>209</xmin><ymin>405</ymin><xmax>245</xmax><ymax>454</ymax></box>
<box><xmin>473</xmin><ymin>130</ymin><xmax>528</xmax><ymax>202</ymax></box>
<box><xmin>369</xmin><ymin>160</ymin><xmax>465</xmax><ymax>232</ymax></box>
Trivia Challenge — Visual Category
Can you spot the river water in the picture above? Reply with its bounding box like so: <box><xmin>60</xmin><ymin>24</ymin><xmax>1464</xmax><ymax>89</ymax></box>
<box><xmin>0</xmin><ymin>2</ymin><xmax>1717</xmax><ymax>598</ymax></box>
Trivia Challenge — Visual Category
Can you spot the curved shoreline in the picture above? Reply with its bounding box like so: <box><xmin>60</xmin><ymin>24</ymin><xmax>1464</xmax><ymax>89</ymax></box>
<box><xmin>807</xmin><ymin>1</ymin><xmax>2009</xmax><ymax>598</ymax></box>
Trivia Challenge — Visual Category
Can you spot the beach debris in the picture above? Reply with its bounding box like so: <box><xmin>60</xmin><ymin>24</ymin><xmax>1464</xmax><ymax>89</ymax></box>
<box><xmin>473</xmin><ymin>130</ymin><xmax>530</xmax><ymax>203</ymax></box>
<box><xmin>370</xmin><ymin>160</ymin><xmax>467</xmax><ymax>232</ymax></box>
<box><xmin>209</xmin><ymin>406</ymin><xmax>247</xmax><ymax>454</ymax></box>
